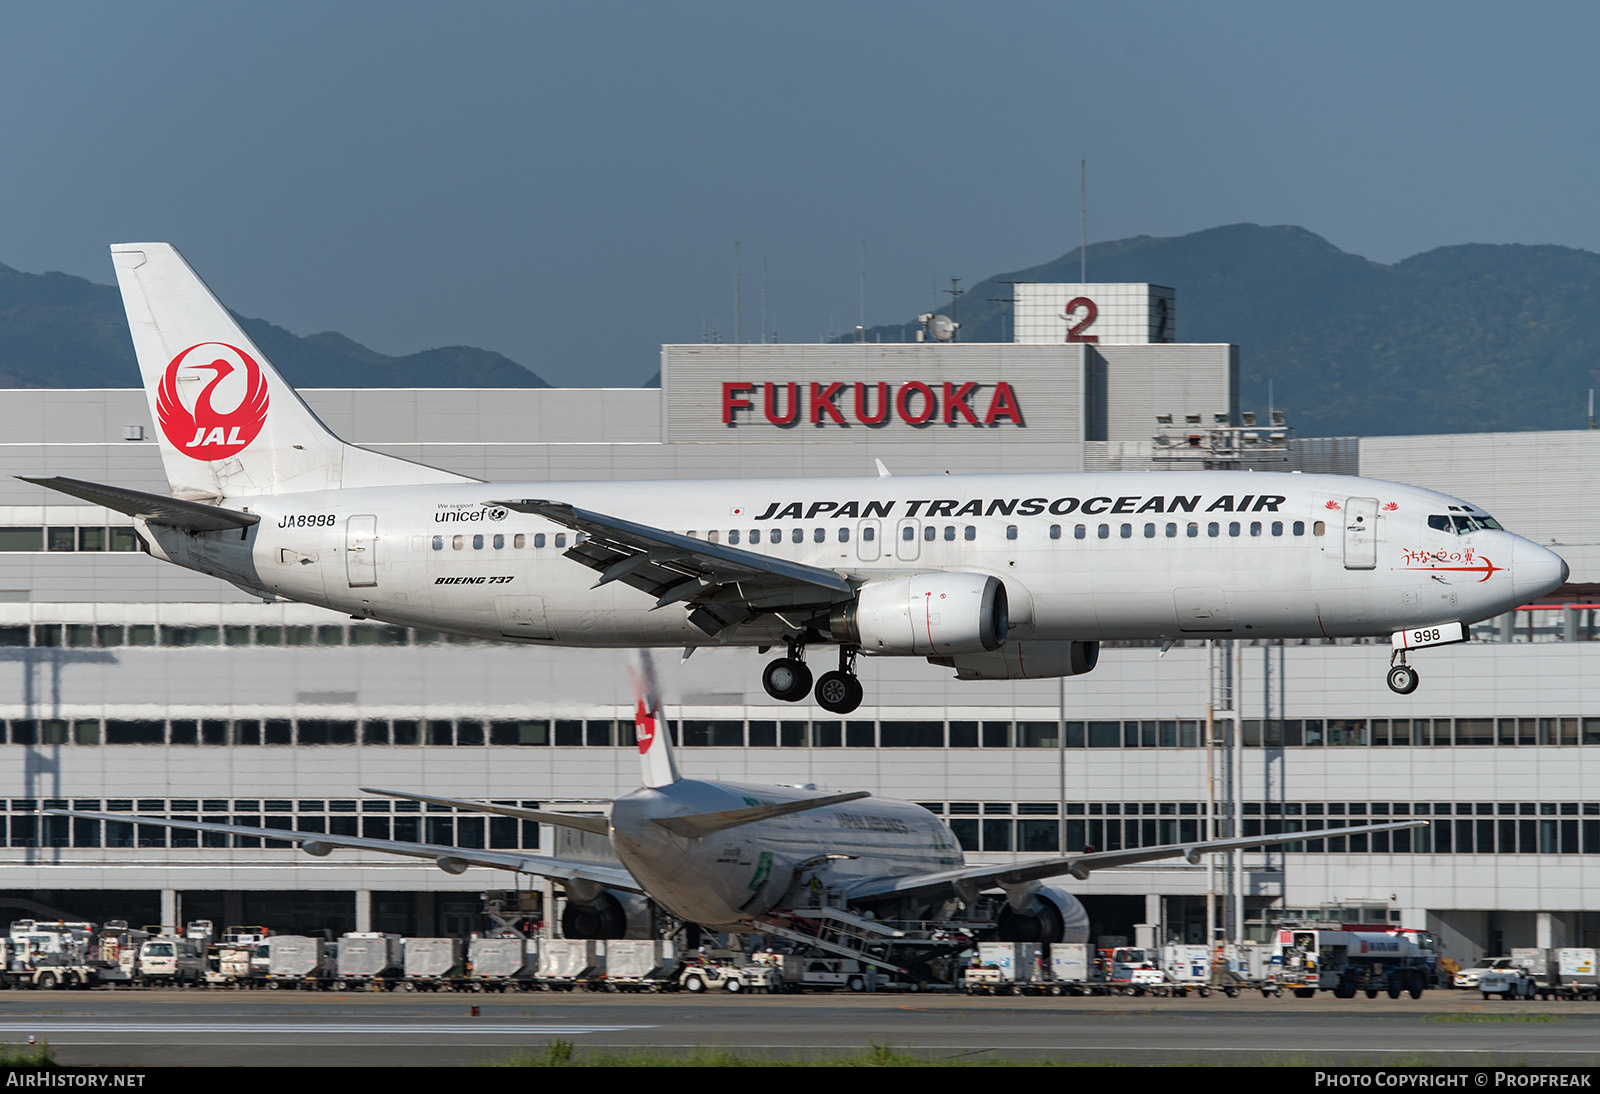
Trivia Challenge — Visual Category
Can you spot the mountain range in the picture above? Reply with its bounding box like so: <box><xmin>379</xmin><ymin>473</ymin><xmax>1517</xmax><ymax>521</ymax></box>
<box><xmin>7</xmin><ymin>223</ymin><xmax>1600</xmax><ymax>438</ymax></box>
<box><xmin>863</xmin><ymin>224</ymin><xmax>1600</xmax><ymax>438</ymax></box>
<box><xmin>0</xmin><ymin>262</ymin><xmax>548</xmax><ymax>390</ymax></box>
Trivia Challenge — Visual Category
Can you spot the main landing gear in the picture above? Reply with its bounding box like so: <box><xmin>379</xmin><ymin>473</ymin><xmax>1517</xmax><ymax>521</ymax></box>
<box><xmin>1386</xmin><ymin>651</ymin><xmax>1420</xmax><ymax>695</ymax></box>
<box><xmin>762</xmin><ymin>639</ymin><xmax>864</xmax><ymax>714</ymax></box>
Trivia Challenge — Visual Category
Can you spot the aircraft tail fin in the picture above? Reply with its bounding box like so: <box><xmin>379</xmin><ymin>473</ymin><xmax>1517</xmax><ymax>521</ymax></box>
<box><xmin>111</xmin><ymin>243</ymin><xmax>474</xmax><ymax>499</ymax></box>
<box><xmin>632</xmin><ymin>652</ymin><xmax>681</xmax><ymax>789</ymax></box>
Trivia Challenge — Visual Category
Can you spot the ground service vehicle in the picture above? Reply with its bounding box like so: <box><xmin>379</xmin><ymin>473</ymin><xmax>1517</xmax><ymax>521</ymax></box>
<box><xmin>1276</xmin><ymin>928</ymin><xmax>1434</xmax><ymax>999</ymax></box>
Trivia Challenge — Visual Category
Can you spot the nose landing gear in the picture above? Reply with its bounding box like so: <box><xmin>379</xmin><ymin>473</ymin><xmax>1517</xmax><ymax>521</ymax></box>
<box><xmin>761</xmin><ymin>639</ymin><xmax>864</xmax><ymax>713</ymax></box>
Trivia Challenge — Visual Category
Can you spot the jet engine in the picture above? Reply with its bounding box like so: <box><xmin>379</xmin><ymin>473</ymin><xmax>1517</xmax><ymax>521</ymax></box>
<box><xmin>929</xmin><ymin>640</ymin><xmax>1099</xmax><ymax>680</ymax></box>
<box><xmin>995</xmin><ymin>885</ymin><xmax>1090</xmax><ymax>944</ymax></box>
<box><xmin>559</xmin><ymin>889</ymin><xmax>655</xmax><ymax>939</ymax></box>
<box><xmin>830</xmin><ymin>573</ymin><xmax>1007</xmax><ymax>655</ymax></box>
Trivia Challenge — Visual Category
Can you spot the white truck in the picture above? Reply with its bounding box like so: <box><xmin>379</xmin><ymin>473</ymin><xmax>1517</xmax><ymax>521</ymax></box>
<box><xmin>6</xmin><ymin>920</ymin><xmax>103</xmax><ymax>989</ymax></box>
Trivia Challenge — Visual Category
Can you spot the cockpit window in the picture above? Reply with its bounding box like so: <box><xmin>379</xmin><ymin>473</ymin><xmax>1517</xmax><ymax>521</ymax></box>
<box><xmin>1430</xmin><ymin>513</ymin><xmax>1503</xmax><ymax>535</ymax></box>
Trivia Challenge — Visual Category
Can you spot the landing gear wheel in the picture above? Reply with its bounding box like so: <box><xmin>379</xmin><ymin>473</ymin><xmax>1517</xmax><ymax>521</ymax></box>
<box><xmin>762</xmin><ymin>658</ymin><xmax>812</xmax><ymax>702</ymax></box>
<box><xmin>815</xmin><ymin>671</ymin><xmax>863</xmax><ymax>714</ymax></box>
<box><xmin>1386</xmin><ymin>664</ymin><xmax>1420</xmax><ymax>695</ymax></box>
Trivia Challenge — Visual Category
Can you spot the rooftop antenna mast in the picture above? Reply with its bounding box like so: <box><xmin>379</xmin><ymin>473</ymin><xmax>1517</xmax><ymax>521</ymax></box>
<box><xmin>859</xmin><ymin>240</ymin><xmax>867</xmax><ymax>343</ymax></box>
<box><xmin>761</xmin><ymin>255</ymin><xmax>769</xmax><ymax>345</ymax></box>
<box><xmin>1081</xmin><ymin>156</ymin><xmax>1088</xmax><ymax>284</ymax></box>
<box><xmin>733</xmin><ymin>241</ymin><xmax>741</xmax><ymax>345</ymax></box>
<box><xmin>990</xmin><ymin>281</ymin><xmax>1023</xmax><ymax>343</ymax></box>
<box><xmin>944</xmin><ymin>278</ymin><xmax>964</xmax><ymax>342</ymax></box>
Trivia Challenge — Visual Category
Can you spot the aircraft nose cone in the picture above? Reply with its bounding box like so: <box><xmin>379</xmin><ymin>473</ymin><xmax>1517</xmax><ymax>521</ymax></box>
<box><xmin>1513</xmin><ymin>540</ymin><xmax>1569</xmax><ymax>603</ymax></box>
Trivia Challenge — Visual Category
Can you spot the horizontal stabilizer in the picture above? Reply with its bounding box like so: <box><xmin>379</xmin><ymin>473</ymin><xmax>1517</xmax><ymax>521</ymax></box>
<box><xmin>360</xmin><ymin>787</ymin><xmax>610</xmax><ymax>836</ymax></box>
<box><xmin>20</xmin><ymin>476</ymin><xmax>259</xmax><ymax>532</ymax></box>
<box><xmin>652</xmin><ymin>790</ymin><xmax>871</xmax><ymax>837</ymax></box>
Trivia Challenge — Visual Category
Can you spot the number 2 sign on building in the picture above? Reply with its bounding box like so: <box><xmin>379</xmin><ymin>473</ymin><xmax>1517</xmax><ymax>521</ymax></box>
<box><xmin>1062</xmin><ymin>297</ymin><xmax>1099</xmax><ymax>342</ymax></box>
<box><xmin>1012</xmin><ymin>284</ymin><xmax>1176</xmax><ymax>345</ymax></box>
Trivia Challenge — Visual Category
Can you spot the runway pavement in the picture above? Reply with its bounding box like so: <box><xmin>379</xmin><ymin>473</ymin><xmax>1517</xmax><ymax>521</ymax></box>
<box><xmin>1</xmin><ymin>988</ymin><xmax>1597</xmax><ymax>1067</ymax></box>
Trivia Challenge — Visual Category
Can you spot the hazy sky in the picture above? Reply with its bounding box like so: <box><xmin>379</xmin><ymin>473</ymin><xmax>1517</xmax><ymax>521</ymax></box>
<box><xmin>3</xmin><ymin>1</ymin><xmax>1596</xmax><ymax>386</ymax></box>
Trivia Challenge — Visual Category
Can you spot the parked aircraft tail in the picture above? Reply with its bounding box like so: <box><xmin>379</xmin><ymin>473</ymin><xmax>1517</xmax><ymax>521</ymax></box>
<box><xmin>632</xmin><ymin>652</ymin><xmax>681</xmax><ymax>789</ymax></box>
<box><xmin>110</xmin><ymin>243</ymin><xmax>473</xmax><ymax>500</ymax></box>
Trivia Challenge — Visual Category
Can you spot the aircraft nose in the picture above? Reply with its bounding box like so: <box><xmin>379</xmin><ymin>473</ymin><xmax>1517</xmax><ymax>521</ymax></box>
<box><xmin>1513</xmin><ymin>540</ymin><xmax>1569</xmax><ymax>603</ymax></box>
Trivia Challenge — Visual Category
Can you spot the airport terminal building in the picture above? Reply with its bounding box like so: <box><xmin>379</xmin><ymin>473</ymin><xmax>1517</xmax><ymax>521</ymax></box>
<box><xmin>1</xmin><ymin>283</ymin><xmax>1596</xmax><ymax>963</ymax></box>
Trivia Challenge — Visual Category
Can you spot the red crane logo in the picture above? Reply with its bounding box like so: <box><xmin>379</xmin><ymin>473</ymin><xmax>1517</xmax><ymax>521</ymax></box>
<box><xmin>155</xmin><ymin>343</ymin><xmax>269</xmax><ymax>461</ymax></box>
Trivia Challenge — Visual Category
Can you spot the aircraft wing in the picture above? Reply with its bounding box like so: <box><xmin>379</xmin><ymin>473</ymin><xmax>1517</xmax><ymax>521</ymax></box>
<box><xmin>44</xmin><ymin>810</ymin><xmax>644</xmax><ymax>893</ymax></box>
<box><xmin>490</xmin><ymin>498</ymin><xmax>853</xmax><ymax>633</ymax></box>
<box><xmin>841</xmin><ymin>819</ymin><xmax>1429</xmax><ymax>905</ymax></box>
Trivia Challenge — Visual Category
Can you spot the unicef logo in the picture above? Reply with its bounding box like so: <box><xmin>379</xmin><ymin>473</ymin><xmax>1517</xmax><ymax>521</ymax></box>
<box><xmin>485</xmin><ymin>506</ymin><xmax>508</xmax><ymax>522</ymax></box>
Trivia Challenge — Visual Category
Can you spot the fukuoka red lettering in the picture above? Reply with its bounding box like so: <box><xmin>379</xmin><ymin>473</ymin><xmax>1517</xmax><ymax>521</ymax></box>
<box><xmin>942</xmin><ymin>381</ymin><xmax>980</xmax><ymax>424</ymax></box>
<box><xmin>721</xmin><ymin>380</ymin><xmax>1024</xmax><ymax>428</ymax></box>
<box><xmin>722</xmin><ymin>382</ymin><xmax>754</xmax><ymax>424</ymax></box>
<box><xmin>764</xmin><ymin>382</ymin><xmax>799</xmax><ymax>425</ymax></box>
<box><xmin>854</xmin><ymin>382</ymin><xmax>890</xmax><ymax>425</ymax></box>
<box><xmin>896</xmin><ymin>381</ymin><xmax>936</xmax><ymax>425</ymax></box>
<box><xmin>809</xmin><ymin>382</ymin><xmax>846</xmax><ymax>424</ymax></box>
<box><xmin>984</xmin><ymin>382</ymin><xmax>1022</xmax><ymax>425</ymax></box>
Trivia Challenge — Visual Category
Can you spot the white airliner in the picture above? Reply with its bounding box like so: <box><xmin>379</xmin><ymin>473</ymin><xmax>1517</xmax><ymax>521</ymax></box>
<box><xmin>51</xmin><ymin>658</ymin><xmax>1426</xmax><ymax>948</ymax></box>
<box><xmin>23</xmin><ymin>243</ymin><xmax>1568</xmax><ymax>711</ymax></box>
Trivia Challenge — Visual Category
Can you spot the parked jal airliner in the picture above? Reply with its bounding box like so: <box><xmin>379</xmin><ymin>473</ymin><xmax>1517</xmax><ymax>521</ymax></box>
<box><xmin>51</xmin><ymin>656</ymin><xmax>1426</xmax><ymax>947</ymax></box>
<box><xmin>23</xmin><ymin>244</ymin><xmax>1568</xmax><ymax>712</ymax></box>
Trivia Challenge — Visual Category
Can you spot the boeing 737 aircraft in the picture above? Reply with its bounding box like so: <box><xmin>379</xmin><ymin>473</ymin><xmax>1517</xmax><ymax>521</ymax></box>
<box><xmin>51</xmin><ymin>657</ymin><xmax>1426</xmax><ymax>950</ymax></box>
<box><xmin>22</xmin><ymin>244</ymin><xmax>1569</xmax><ymax>711</ymax></box>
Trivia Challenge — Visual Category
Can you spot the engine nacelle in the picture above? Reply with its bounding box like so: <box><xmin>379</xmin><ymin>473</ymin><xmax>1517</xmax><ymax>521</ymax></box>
<box><xmin>831</xmin><ymin>573</ymin><xmax>1007</xmax><ymax>655</ymax></box>
<box><xmin>559</xmin><ymin>889</ymin><xmax>655</xmax><ymax>939</ymax></box>
<box><xmin>995</xmin><ymin>885</ymin><xmax>1090</xmax><ymax>944</ymax></box>
<box><xmin>930</xmin><ymin>640</ymin><xmax>1099</xmax><ymax>681</ymax></box>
